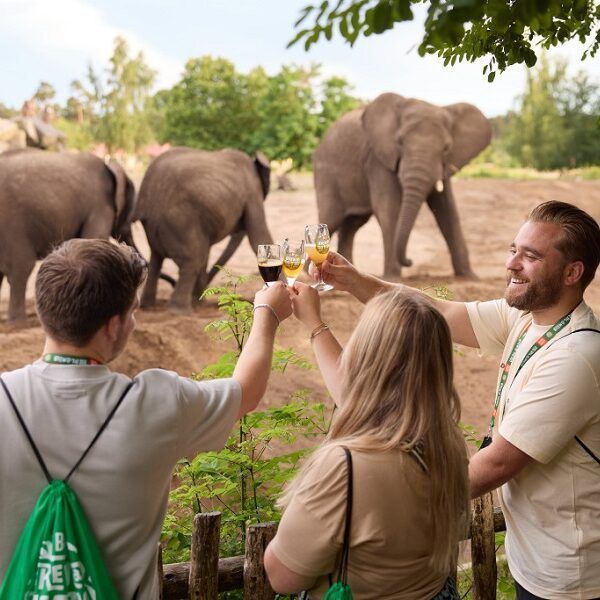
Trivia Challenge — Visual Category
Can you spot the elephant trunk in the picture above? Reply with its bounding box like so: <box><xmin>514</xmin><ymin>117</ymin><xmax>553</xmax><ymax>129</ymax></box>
<box><xmin>395</xmin><ymin>171</ymin><xmax>434</xmax><ymax>267</ymax></box>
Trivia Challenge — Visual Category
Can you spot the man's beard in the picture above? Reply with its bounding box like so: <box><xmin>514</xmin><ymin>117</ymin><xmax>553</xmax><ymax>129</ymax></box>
<box><xmin>504</xmin><ymin>271</ymin><xmax>563</xmax><ymax>311</ymax></box>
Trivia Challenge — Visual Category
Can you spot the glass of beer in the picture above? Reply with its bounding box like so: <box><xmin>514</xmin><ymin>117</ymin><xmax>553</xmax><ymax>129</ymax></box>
<box><xmin>304</xmin><ymin>224</ymin><xmax>333</xmax><ymax>292</ymax></box>
<box><xmin>282</xmin><ymin>239</ymin><xmax>305</xmax><ymax>286</ymax></box>
<box><xmin>257</xmin><ymin>244</ymin><xmax>282</xmax><ymax>287</ymax></box>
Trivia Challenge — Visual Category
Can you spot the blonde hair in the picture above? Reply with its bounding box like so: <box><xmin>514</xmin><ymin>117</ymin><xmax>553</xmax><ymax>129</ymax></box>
<box><xmin>281</xmin><ymin>290</ymin><xmax>469</xmax><ymax>572</ymax></box>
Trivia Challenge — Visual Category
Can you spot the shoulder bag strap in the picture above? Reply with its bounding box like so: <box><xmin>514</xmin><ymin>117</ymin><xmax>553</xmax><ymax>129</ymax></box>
<box><xmin>65</xmin><ymin>380</ymin><xmax>135</xmax><ymax>483</ymax></box>
<box><xmin>0</xmin><ymin>375</ymin><xmax>135</xmax><ymax>483</ymax></box>
<box><xmin>336</xmin><ymin>447</ymin><xmax>353</xmax><ymax>585</ymax></box>
<box><xmin>0</xmin><ymin>376</ymin><xmax>52</xmax><ymax>484</ymax></box>
<box><xmin>549</xmin><ymin>328</ymin><xmax>600</xmax><ymax>466</ymax></box>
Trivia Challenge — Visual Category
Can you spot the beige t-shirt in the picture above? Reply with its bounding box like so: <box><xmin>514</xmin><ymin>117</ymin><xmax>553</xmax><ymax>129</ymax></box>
<box><xmin>466</xmin><ymin>299</ymin><xmax>600</xmax><ymax>599</ymax></box>
<box><xmin>269</xmin><ymin>445</ymin><xmax>459</xmax><ymax>600</ymax></box>
<box><xmin>0</xmin><ymin>361</ymin><xmax>241</xmax><ymax>599</ymax></box>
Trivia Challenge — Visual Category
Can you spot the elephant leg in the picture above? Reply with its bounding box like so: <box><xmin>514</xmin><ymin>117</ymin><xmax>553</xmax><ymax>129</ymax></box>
<box><xmin>170</xmin><ymin>260</ymin><xmax>203</xmax><ymax>312</ymax></box>
<box><xmin>191</xmin><ymin>247</ymin><xmax>211</xmax><ymax>305</ymax></box>
<box><xmin>141</xmin><ymin>250</ymin><xmax>163</xmax><ymax>308</ymax></box>
<box><xmin>337</xmin><ymin>215</ymin><xmax>369</xmax><ymax>264</ymax></box>
<box><xmin>7</xmin><ymin>257</ymin><xmax>36</xmax><ymax>324</ymax></box>
<box><xmin>192</xmin><ymin>271</ymin><xmax>208</xmax><ymax>305</ymax></box>
<box><xmin>426</xmin><ymin>182</ymin><xmax>476</xmax><ymax>278</ymax></box>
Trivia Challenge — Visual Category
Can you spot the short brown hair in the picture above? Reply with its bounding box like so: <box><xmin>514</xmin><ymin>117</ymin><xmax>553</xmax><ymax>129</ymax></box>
<box><xmin>36</xmin><ymin>239</ymin><xmax>147</xmax><ymax>345</ymax></box>
<box><xmin>528</xmin><ymin>201</ymin><xmax>600</xmax><ymax>290</ymax></box>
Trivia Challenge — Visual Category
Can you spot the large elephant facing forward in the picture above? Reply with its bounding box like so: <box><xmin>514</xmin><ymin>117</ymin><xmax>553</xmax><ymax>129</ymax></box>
<box><xmin>135</xmin><ymin>147</ymin><xmax>272</xmax><ymax>311</ymax></box>
<box><xmin>0</xmin><ymin>149</ymin><xmax>135</xmax><ymax>323</ymax></box>
<box><xmin>314</xmin><ymin>93</ymin><xmax>492</xmax><ymax>277</ymax></box>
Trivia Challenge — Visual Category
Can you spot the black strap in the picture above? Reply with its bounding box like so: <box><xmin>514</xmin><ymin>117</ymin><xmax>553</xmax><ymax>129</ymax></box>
<box><xmin>575</xmin><ymin>436</ymin><xmax>600</xmax><ymax>466</ymax></box>
<box><xmin>0</xmin><ymin>377</ymin><xmax>53</xmax><ymax>484</ymax></box>
<box><xmin>0</xmin><ymin>376</ymin><xmax>134</xmax><ymax>483</ymax></box>
<box><xmin>336</xmin><ymin>447</ymin><xmax>353</xmax><ymax>585</ymax></box>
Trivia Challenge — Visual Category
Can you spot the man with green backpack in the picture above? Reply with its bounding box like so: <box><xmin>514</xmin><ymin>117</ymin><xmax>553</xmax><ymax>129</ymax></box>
<box><xmin>0</xmin><ymin>238</ymin><xmax>292</xmax><ymax>599</ymax></box>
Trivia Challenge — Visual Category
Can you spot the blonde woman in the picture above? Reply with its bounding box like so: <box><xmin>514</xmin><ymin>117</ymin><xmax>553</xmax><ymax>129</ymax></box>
<box><xmin>264</xmin><ymin>284</ymin><xmax>469</xmax><ymax>599</ymax></box>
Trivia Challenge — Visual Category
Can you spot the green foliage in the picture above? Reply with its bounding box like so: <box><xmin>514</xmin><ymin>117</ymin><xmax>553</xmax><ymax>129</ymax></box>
<box><xmin>316</xmin><ymin>76</ymin><xmax>363</xmax><ymax>139</ymax></box>
<box><xmin>155</xmin><ymin>57</ymin><xmax>362</xmax><ymax>169</ymax></box>
<box><xmin>502</xmin><ymin>55</ymin><xmax>600</xmax><ymax>170</ymax></box>
<box><xmin>457</xmin><ymin>556</ymin><xmax>515</xmax><ymax>599</ymax></box>
<box><xmin>250</xmin><ymin>65</ymin><xmax>319</xmax><ymax>168</ymax></box>
<box><xmin>158</xmin><ymin>56</ymin><xmax>264</xmax><ymax>151</ymax></box>
<box><xmin>65</xmin><ymin>37</ymin><xmax>156</xmax><ymax>153</ymax></box>
<box><xmin>291</xmin><ymin>1</ymin><xmax>600</xmax><ymax>79</ymax></box>
<box><xmin>162</xmin><ymin>273</ymin><xmax>332</xmax><ymax>563</ymax></box>
<box><xmin>53</xmin><ymin>117</ymin><xmax>95</xmax><ymax>152</ymax></box>
<box><xmin>32</xmin><ymin>81</ymin><xmax>56</xmax><ymax>103</ymax></box>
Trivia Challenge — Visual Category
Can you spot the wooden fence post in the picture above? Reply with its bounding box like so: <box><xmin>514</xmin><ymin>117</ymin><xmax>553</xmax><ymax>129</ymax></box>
<box><xmin>189</xmin><ymin>511</ymin><xmax>222</xmax><ymax>600</ymax></box>
<box><xmin>471</xmin><ymin>493</ymin><xmax>497</xmax><ymax>600</ymax></box>
<box><xmin>243</xmin><ymin>522</ymin><xmax>277</xmax><ymax>600</ymax></box>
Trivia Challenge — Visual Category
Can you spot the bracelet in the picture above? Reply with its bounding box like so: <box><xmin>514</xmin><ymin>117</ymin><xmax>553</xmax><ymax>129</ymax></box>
<box><xmin>310</xmin><ymin>322</ymin><xmax>329</xmax><ymax>341</ymax></box>
<box><xmin>253</xmin><ymin>303</ymin><xmax>280</xmax><ymax>326</ymax></box>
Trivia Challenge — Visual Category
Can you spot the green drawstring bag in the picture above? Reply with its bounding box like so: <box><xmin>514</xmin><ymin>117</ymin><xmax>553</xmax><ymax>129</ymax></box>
<box><xmin>0</xmin><ymin>480</ymin><xmax>120</xmax><ymax>599</ymax></box>
<box><xmin>323</xmin><ymin>581</ymin><xmax>353</xmax><ymax>600</ymax></box>
<box><xmin>0</xmin><ymin>378</ymin><xmax>133</xmax><ymax>599</ymax></box>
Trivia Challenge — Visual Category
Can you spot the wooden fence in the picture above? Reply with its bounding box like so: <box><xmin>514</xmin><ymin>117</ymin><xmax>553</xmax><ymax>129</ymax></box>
<box><xmin>159</xmin><ymin>493</ymin><xmax>505</xmax><ymax>600</ymax></box>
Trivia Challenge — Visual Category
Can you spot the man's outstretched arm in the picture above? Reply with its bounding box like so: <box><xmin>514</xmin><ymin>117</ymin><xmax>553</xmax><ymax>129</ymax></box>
<box><xmin>318</xmin><ymin>251</ymin><xmax>479</xmax><ymax>347</ymax></box>
<box><xmin>233</xmin><ymin>283</ymin><xmax>293</xmax><ymax>418</ymax></box>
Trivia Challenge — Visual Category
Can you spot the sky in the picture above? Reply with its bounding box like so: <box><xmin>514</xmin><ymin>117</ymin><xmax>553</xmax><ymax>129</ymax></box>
<box><xmin>1</xmin><ymin>0</ymin><xmax>599</xmax><ymax>117</ymax></box>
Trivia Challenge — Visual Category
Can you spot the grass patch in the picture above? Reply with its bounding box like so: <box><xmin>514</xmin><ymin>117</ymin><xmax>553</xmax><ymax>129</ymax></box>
<box><xmin>456</xmin><ymin>163</ymin><xmax>600</xmax><ymax>181</ymax></box>
<box><xmin>457</xmin><ymin>556</ymin><xmax>514</xmax><ymax>598</ymax></box>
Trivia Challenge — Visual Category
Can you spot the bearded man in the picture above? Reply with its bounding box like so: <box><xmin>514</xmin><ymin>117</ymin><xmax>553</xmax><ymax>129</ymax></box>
<box><xmin>311</xmin><ymin>201</ymin><xmax>600</xmax><ymax>600</ymax></box>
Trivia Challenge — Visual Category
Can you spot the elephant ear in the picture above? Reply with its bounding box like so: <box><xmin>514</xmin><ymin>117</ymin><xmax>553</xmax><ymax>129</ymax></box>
<box><xmin>254</xmin><ymin>151</ymin><xmax>271</xmax><ymax>199</ymax></box>
<box><xmin>444</xmin><ymin>103</ymin><xmax>492</xmax><ymax>172</ymax></box>
<box><xmin>361</xmin><ymin>93</ymin><xmax>407</xmax><ymax>172</ymax></box>
<box><xmin>106</xmin><ymin>159</ymin><xmax>135</xmax><ymax>235</ymax></box>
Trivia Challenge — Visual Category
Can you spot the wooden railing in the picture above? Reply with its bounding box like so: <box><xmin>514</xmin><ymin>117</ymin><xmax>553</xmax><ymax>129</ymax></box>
<box><xmin>159</xmin><ymin>493</ymin><xmax>504</xmax><ymax>600</ymax></box>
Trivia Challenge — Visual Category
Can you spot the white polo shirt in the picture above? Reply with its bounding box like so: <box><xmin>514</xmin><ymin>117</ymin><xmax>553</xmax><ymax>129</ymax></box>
<box><xmin>467</xmin><ymin>299</ymin><xmax>600</xmax><ymax>599</ymax></box>
<box><xmin>0</xmin><ymin>362</ymin><xmax>241</xmax><ymax>599</ymax></box>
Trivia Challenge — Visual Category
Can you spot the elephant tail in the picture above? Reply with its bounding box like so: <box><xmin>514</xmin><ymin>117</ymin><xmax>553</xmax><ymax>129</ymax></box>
<box><xmin>120</xmin><ymin>228</ymin><xmax>177</xmax><ymax>288</ymax></box>
<box><xmin>206</xmin><ymin>231</ymin><xmax>246</xmax><ymax>285</ymax></box>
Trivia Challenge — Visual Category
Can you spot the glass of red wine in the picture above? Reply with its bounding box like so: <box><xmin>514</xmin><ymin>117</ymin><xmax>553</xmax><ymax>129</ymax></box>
<box><xmin>257</xmin><ymin>244</ymin><xmax>282</xmax><ymax>287</ymax></box>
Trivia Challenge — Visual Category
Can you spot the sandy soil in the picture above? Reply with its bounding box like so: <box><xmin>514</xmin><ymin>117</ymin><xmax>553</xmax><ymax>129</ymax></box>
<box><xmin>1</xmin><ymin>175</ymin><xmax>599</xmax><ymax>440</ymax></box>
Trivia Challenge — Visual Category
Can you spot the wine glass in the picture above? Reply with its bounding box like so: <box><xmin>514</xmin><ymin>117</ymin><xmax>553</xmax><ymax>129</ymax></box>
<box><xmin>257</xmin><ymin>244</ymin><xmax>282</xmax><ymax>287</ymax></box>
<box><xmin>304</xmin><ymin>224</ymin><xmax>333</xmax><ymax>292</ymax></box>
<box><xmin>282</xmin><ymin>239</ymin><xmax>305</xmax><ymax>286</ymax></box>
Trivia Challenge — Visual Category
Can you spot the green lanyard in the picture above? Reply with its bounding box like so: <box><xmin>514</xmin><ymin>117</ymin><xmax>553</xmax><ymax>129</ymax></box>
<box><xmin>479</xmin><ymin>312</ymin><xmax>573</xmax><ymax>449</ymax></box>
<box><xmin>43</xmin><ymin>353</ymin><xmax>102</xmax><ymax>366</ymax></box>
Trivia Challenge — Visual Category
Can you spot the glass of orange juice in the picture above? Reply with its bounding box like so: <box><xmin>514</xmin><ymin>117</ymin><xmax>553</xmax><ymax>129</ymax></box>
<box><xmin>282</xmin><ymin>239</ymin><xmax>305</xmax><ymax>286</ymax></box>
<box><xmin>304</xmin><ymin>224</ymin><xmax>333</xmax><ymax>292</ymax></box>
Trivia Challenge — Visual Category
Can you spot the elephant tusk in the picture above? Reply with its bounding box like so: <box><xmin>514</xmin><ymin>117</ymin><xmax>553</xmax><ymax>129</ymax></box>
<box><xmin>435</xmin><ymin>179</ymin><xmax>444</xmax><ymax>193</ymax></box>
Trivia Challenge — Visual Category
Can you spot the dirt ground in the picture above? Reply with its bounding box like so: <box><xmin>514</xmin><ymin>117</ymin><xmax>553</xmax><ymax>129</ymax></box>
<box><xmin>1</xmin><ymin>175</ymin><xmax>599</xmax><ymax>440</ymax></box>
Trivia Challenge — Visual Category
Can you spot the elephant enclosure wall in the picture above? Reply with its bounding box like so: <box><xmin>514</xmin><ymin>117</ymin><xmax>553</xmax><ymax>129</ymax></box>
<box><xmin>1</xmin><ymin>174</ymin><xmax>599</xmax><ymax>439</ymax></box>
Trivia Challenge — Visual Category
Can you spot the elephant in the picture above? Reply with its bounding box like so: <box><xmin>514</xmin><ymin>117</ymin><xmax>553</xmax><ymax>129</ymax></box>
<box><xmin>135</xmin><ymin>147</ymin><xmax>272</xmax><ymax>311</ymax></box>
<box><xmin>0</xmin><ymin>149</ymin><xmax>135</xmax><ymax>323</ymax></box>
<box><xmin>314</xmin><ymin>93</ymin><xmax>492</xmax><ymax>278</ymax></box>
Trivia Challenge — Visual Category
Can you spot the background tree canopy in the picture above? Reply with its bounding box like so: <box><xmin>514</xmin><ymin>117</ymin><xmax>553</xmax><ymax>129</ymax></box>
<box><xmin>290</xmin><ymin>0</ymin><xmax>600</xmax><ymax>81</ymax></box>
<box><xmin>10</xmin><ymin>21</ymin><xmax>599</xmax><ymax>173</ymax></box>
<box><xmin>155</xmin><ymin>56</ymin><xmax>361</xmax><ymax>168</ymax></box>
